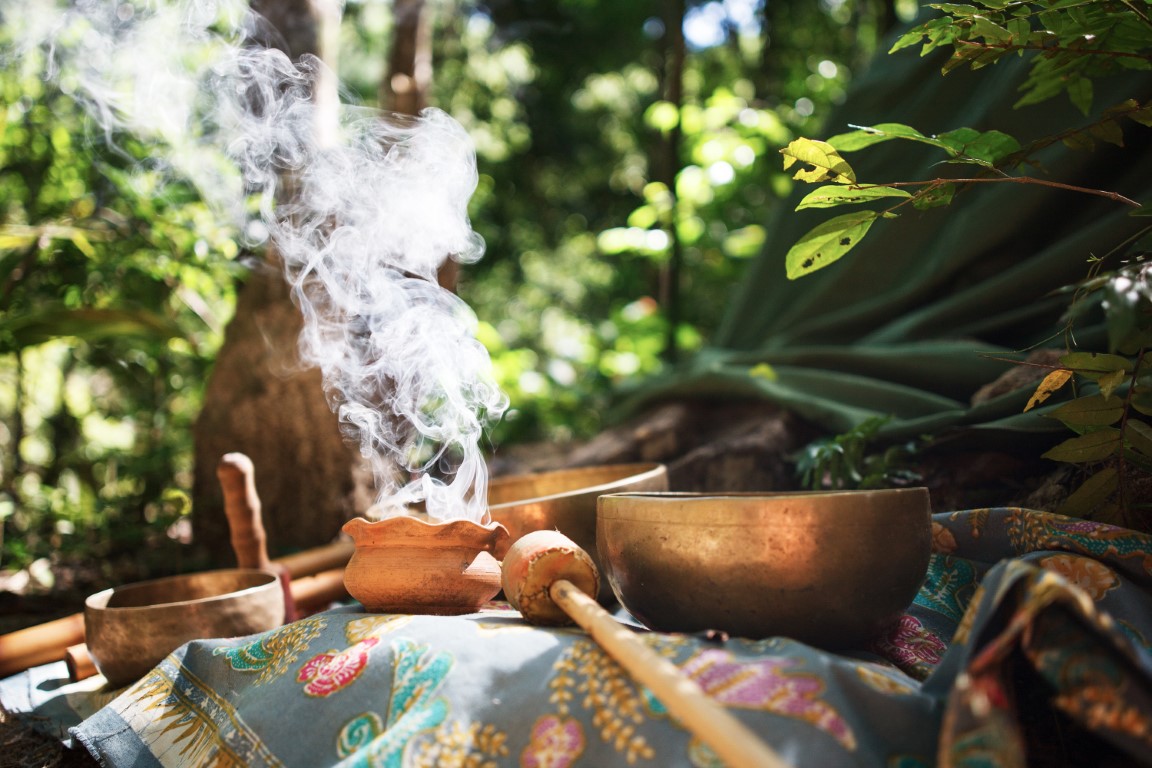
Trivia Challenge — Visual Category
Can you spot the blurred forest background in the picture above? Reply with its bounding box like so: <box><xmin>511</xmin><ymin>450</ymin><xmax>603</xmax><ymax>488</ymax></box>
<box><xmin>4</xmin><ymin>0</ymin><xmax>1150</xmax><ymax>624</ymax></box>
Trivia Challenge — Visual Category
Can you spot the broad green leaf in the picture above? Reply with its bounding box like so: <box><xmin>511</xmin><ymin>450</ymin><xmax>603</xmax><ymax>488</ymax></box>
<box><xmin>1050</xmin><ymin>394</ymin><xmax>1123</xmax><ymax>427</ymax></box>
<box><xmin>1042</xmin><ymin>428</ymin><xmax>1122</xmax><ymax>463</ymax></box>
<box><xmin>912</xmin><ymin>183</ymin><xmax>957</xmax><ymax>210</ymax></box>
<box><xmin>827</xmin><ymin>123</ymin><xmax>926</xmax><ymax>152</ymax></box>
<box><xmin>1024</xmin><ymin>368</ymin><xmax>1072</xmax><ymax>411</ymax></box>
<box><xmin>1056</xmin><ymin>466</ymin><xmax>1118</xmax><ymax>517</ymax></box>
<box><xmin>795</xmin><ymin>185</ymin><xmax>911</xmax><ymax>210</ymax></box>
<box><xmin>1060</xmin><ymin>351</ymin><xmax>1133</xmax><ymax>375</ymax></box>
<box><xmin>785</xmin><ymin>211</ymin><xmax>879</xmax><ymax>280</ymax></box>
<box><xmin>780</xmin><ymin>139</ymin><xmax>856</xmax><ymax>184</ymax></box>
<box><xmin>1125</xmin><ymin>419</ymin><xmax>1152</xmax><ymax>458</ymax></box>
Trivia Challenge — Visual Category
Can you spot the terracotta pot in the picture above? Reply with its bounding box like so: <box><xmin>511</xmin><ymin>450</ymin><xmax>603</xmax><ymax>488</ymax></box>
<box><xmin>342</xmin><ymin>515</ymin><xmax>511</xmax><ymax>615</ymax></box>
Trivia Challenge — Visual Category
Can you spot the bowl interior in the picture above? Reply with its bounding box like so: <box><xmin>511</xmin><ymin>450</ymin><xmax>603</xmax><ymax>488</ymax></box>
<box><xmin>93</xmin><ymin>569</ymin><xmax>278</xmax><ymax>611</ymax></box>
<box><xmin>488</xmin><ymin>463</ymin><xmax>667</xmax><ymax>507</ymax></box>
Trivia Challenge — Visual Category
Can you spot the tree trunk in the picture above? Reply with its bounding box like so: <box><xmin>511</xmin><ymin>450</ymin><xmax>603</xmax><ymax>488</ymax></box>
<box><xmin>192</xmin><ymin>0</ymin><xmax>369</xmax><ymax>564</ymax></box>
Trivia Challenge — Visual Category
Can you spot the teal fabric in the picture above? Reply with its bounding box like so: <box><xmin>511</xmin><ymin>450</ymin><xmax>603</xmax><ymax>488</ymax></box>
<box><xmin>2</xmin><ymin>508</ymin><xmax>1151</xmax><ymax>766</ymax></box>
<box><xmin>630</xmin><ymin>40</ymin><xmax>1152</xmax><ymax>446</ymax></box>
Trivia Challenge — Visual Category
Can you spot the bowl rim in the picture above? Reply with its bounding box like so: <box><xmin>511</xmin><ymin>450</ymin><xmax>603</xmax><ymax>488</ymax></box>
<box><xmin>487</xmin><ymin>462</ymin><xmax>667</xmax><ymax>509</ymax></box>
<box><xmin>600</xmin><ymin>488</ymin><xmax>928</xmax><ymax>502</ymax></box>
<box><xmin>85</xmin><ymin>567</ymin><xmax>281</xmax><ymax>613</ymax></box>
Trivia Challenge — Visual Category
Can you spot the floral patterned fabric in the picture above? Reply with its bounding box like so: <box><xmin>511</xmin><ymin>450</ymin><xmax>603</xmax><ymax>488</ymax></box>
<box><xmin>5</xmin><ymin>508</ymin><xmax>1152</xmax><ymax>767</ymax></box>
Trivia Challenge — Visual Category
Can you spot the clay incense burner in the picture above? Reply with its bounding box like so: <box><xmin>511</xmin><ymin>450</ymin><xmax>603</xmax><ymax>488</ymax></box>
<box><xmin>342</xmin><ymin>514</ymin><xmax>511</xmax><ymax>615</ymax></box>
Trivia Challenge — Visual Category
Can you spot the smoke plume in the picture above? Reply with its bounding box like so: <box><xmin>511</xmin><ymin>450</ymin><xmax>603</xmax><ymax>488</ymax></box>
<box><xmin>7</xmin><ymin>0</ymin><xmax>507</xmax><ymax>521</ymax></box>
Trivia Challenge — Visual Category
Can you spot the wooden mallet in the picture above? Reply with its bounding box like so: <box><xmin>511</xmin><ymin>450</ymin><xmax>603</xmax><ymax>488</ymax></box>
<box><xmin>217</xmin><ymin>452</ymin><xmax>298</xmax><ymax>622</ymax></box>
<box><xmin>501</xmin><ymin>530</ymin><xmax>791</xmax><ymax>768</ymax></box>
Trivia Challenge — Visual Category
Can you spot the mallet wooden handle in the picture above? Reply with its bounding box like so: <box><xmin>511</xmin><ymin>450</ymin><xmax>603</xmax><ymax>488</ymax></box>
<box><xmin>217</xmin><ymin>452</ymin><xmax>270</xmax><ymax>570</ymax></box>
<box><xmin>502</xmin><ymin>531</ymin><xmax>789</xmax><ymax>768</ymax></box>
<box><xmin>549</xmin><ymin>579</ymin><xmax>790</xmax><ymax>768</ymax></box>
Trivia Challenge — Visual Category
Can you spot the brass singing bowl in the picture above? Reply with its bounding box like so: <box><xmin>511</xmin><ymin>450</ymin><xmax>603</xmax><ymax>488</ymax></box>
<box><xmin>85</xmin><ymin>568</ymin><xmax>285</xmax><ymax>687</ymax></box>
<box><xmin>488</xmin><ymin>463</ymin><xmax>668</xmax><ymax>604</ymax></box>
<box><xmin>597</xmin><ymin>489</ymin><xmax>932</xmax><ymax>648</ymax></box>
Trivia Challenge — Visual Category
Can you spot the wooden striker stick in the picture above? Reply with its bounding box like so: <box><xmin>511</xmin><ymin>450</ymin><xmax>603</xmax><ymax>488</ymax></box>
<box><xmin>502</xmin><ymin>530</ymin><xmax>791</xmax><ymax>768</ymax></box>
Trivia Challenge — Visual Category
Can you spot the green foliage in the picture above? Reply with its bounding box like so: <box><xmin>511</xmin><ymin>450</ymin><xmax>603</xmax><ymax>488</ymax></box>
<box><xmin>0</xmin><ymin>32</ymin><xmax>237</xmax><ymax>576</ymax></box>
<box><xmin>794</xmin><ymin>416</ymin><xmax>922</xmax><ymax>490</ymax></box>
<box><xmin>1025</xmin><ymin>344</ymin><xmax>1152</xmax><ymax>525</ymax></box>
<box><xmin>779</xmin><ymin>0</ymin><xmax>1152</xmax><ymax>526</ymax></box>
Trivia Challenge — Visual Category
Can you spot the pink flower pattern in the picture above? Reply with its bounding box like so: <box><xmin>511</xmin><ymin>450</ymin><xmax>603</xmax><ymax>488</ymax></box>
<box><xmin>680</xmin><ymin>650</ymin><xmax>856</xmax><ymax>751</ymax></box>
<box><xmin>521</xmin><ymin>715</ymin><xmax>585</xmax><ymax>768</ymax></box>
<box><xmin>870</xmin><ymin>615</ymin><xmax>947</xmax><ymax>678</ymax></box>
<box><xmin>297</xmin><ymin>637</ymin><xmax>380</xmax><ymax>697</ymax></box>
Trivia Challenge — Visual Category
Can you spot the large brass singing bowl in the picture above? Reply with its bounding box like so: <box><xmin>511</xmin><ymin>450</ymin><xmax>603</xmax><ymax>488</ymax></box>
<box><xmin>488</xmin><ymin>463</ymin><xmax>668</xmax><ymax>604</ymax></box>
<box><xmin>597</xmin><ymin>489</ymin><xmax>932</xmax><ymax>648</ymax></box>
<box><xmin>85</xmin><ymin>568</ymin><xmax>285</xmax><ymax>687</ymax></box>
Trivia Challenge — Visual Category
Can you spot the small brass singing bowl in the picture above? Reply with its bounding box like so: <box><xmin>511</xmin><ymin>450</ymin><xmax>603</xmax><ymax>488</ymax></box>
<box><xmin>85</xmin><ymin>568</ymin><xmax>285</xmax><ymax>687</ymax></box>
<box><xmin>596</xmin><ymin>489</ymin><xmax>932</xmax><ymax>649</ymax></box>
<box><xmin>488</xmin><ymin>463</ymin><xmax>668</xmax><ymax>604</ymax></box>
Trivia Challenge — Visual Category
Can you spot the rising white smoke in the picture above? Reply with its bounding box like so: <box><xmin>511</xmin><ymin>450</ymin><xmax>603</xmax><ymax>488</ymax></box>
<box><xmin>7</xmin><ymin>0</ymin><xmax>507</xmax><ymax>521</ymax></box>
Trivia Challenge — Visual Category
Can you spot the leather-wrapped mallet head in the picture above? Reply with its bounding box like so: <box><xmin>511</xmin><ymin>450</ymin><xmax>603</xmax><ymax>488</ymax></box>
<box><xmin>501</xmin><ymin>530</ymin><xmax>600</xmax><ymax>626</ymax></box>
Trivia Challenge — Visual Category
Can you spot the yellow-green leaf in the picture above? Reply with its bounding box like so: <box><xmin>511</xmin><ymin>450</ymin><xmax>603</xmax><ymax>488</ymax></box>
<box><xmin>1024</xmin><ymin>368</ymin><xmax>1072</xmax><ymax>412</ymax></box>
<box><xmin>1099</xmin><ymin>369</ymin><xmax>1127</xmax><ymax>399</ymax></box>
<box><xmin>796</xmin><ymin>185</ymin><xmax>911</xmax><ymax>210</ymax></box>
<box><xmin>1042</xmin><ymin>428</ymin><xmax>1122</xmax><ymax>463</ymax></box>
<box><xmin>1056</xmin><ymin>466</ymin><xmax>1118</xmax><ymax>518</ymax></box>
<box><xmin>780</xmin><ymin>138</ymin><xmax>856</xmax><ymax>184</ymax></box>
<box><xmin>1050</xmin><ymin>394</ymin><xmax>1123</xmax><ymax>426</ymax></box>
<box><xmin>785</xmin><ymin>211</ymin><xmax>879</xmax><ymax>279</ymax></box>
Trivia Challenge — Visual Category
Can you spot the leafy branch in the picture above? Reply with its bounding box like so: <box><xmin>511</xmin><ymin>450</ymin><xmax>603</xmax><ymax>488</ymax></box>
<box><xmin>777</xmin><ymin>106</ymin><xmax>1149</xmax><ymax>279</ymax></box>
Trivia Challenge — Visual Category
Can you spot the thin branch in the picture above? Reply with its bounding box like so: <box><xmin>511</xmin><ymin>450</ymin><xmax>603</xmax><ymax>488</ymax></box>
<box><xmin>859</xmin><ymin>176</ymin><xmax>1141</xmax><ymax>207</ymax></box>
<box><xmin>957</xmin><ymin>39</ymin><xmax>1152</xmax><ymax>63</ymax></box>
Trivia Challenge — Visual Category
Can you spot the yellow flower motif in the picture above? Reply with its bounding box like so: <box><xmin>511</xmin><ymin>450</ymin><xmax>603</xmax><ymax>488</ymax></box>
<box><xmin>855</xmin><ymin>664</ymin><xmax>916</xmax><ymax>696</ymax></box>
<box><xmin>1038</xmin><ymin>555</ymin><xmax>1119</xmax><ymax>601</ymax></box>
<box><xmin>931</xmin><ymin>522</ymin><xmax>958</xmax><ymax>554</ymax></box>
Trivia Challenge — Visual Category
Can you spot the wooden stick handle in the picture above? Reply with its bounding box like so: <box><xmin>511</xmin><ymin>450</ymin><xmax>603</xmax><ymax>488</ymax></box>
<box><xmin>0</xmin><ymin>613</ymin><xmax>85</xmax><ymax>678</ymax></box>
<box><xmin>549</xmin><ymin>580</ymin><xmax>790</xmax><ymax>768</ymax></box>
<box><xmin>217</xmin><ymin>452</ymin><xmax>270</xmax><ymax>570</ymax></box>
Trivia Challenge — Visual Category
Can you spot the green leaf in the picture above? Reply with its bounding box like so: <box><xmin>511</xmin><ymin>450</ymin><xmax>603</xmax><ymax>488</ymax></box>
<box><xmin>1099</xmin><ymin>368</ymin><xmax>1128</xmax><ymax>399</ymax></box>
<box><xmin>780</xmin><ymin>138</ymin><xmax>856</xmax><ymax>184</ymax></box>
<box><xmin>785</xmin><ymin>211</ymin><xmax>879</xmax><ymax>279</ymax></box>
<box><xmin>1060</xmin><ymin>352</ymin><xmax>1134</xmax><ymax>376</ymax></box>
<box><xmin>1067</xmin><ymin>76</ymin><xmax>1093</xmax><ymax>116</ymax></box>
<box><xmin>722</xmin><ymin>225</ymin><xmax>767</xmax><ymax>259</ymax></box>
<box><xmin>1042</xmin><ymin>428</ymin><xmax>1122</xmax><ymax>463</ymax></box>
<box><xmin>937</xmin><ymin>128</ymin><xmax>1021</xmax><ymax>165</ymax></box>
<box><xmin>1056</xmin><ymin>466</ymin><xmax>1118</xmax><ymax>518</ymax></box>
<box><xmin>1088</xmin><ymin>119</ymin><xmax>1125</xmax><ymax>147</ymax></box>
<box><xmin>970</xmin><ymin>16</ymin><xmax>1013</xmax><ymax>44</ymax></box>
<box><xmin>827</xmin><ymin>123</ymin><xmax>927</xmax><ymax>152</ymax></box>
<box><xmin>912</xmin><ymin>183</ymin><xmax>957</xmax><ymax>210</ymax></box>
<box><xmin>795</xmin><ymin>185</ymin><xmax>911</xmax><ymax>210</ymax></box>
<box><xmin>1125</xmin><ymin>419</ymin><xmax>1152</xmax><ymax>458</ymax></box>
<box><xmin>1050</xmin><ymin>394</ymin><xmax>1124</xmax><ymax>427</ymax></box>
<box><xmin>1131</xmin><ymin>388</ymin><xmax>1152</xmax><ymax>417</ymax></box>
